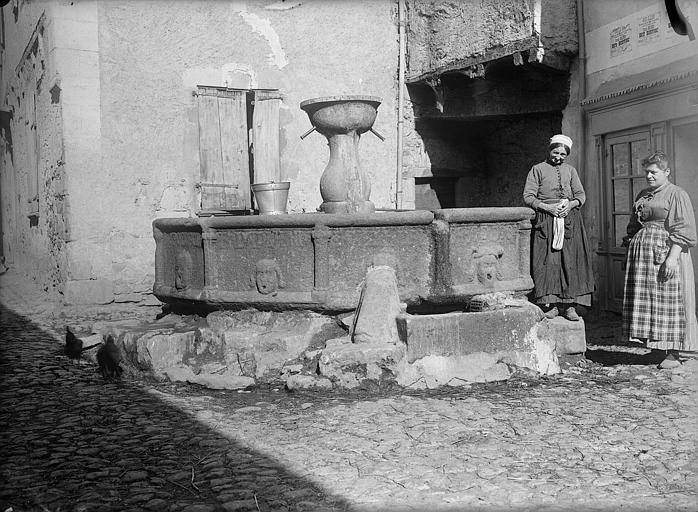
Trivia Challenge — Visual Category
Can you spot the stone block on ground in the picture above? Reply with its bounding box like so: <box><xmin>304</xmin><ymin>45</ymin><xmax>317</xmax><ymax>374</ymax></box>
<box><xmin>319</xmin><ymin>336</ymin><xmax>406</xmax><ymax>389</ymax></box>
<box><xmin>126</xmin><ymin>330</ymin><xmax>196</xmax><ymax>372</ymax></box>
<box><xmin>396</xmin><ymin>353</ymin><xmax>512</xmax><ymax>389</ymax></box>
<box><xmin>162</xmin><ymin>366</ymin><xmax>255</xmax><ymax>390</ymax></box>
<box><xmin>207</xmin><ymin>310</ymin><xmax>340</xmax><ymax>378</ymax></box>
<box><xmin>396</xmin><ymin>304</ymin><xmax>559</xmax><ymax>376</ymax></box>
<box><xmin>284</xmin><ymin>374</ymin><xmax>333</xmax><ymax>391</ymax></box>
<box><xmin>538</xmin><ymin>316</ymin><xmax>587</xmax><ymax>355</ymax></box>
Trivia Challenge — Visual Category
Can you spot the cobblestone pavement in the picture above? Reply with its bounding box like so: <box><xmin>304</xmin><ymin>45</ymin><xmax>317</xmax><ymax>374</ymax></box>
<box><xmin>1</xmin><ymin>281</ymin><xmax>697</xmax><ymax>511</ymax></box>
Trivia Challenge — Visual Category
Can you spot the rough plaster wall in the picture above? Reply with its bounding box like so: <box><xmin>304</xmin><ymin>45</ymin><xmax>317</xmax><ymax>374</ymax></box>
<box><xmin>99</xmin><ymin>0</ymin><xmax>399</xmax><ymax>220</ymax></box>
<box><xmin>406</xmin><ymin>0</ymin><xmax>577</xmax><ymax>80</ymax></box>
<box><xmin>1</xmin><ymin>2</ymin><xmax>68</xmax><ymax>296</ymax></box>
<box><xmin>96</xmin><ymin>0</ymin><xmax>399</xmax><ymax>300</ymax></box>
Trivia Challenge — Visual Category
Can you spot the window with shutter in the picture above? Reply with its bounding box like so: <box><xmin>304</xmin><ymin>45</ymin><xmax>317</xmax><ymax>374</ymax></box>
<box><xmin>195</xmin><ymin>86</ymin><xmax>281</xmax><ymax>214</ymax></box>
<box><xmin>196</xmin><ymin>86</ymin><xmax>250</xmax><ymax>212</ymax></box>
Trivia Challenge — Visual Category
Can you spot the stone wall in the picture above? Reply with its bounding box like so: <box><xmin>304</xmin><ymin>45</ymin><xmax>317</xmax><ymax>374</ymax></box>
<box><xmin>0</xmin><ymin>3</ymin><xmax>70</xmax><ymax>298</ymax></box>
<box><xmin>406</xmin><ymin>0</ymin><xmax>578</xmax><ymax>81</ymax></box>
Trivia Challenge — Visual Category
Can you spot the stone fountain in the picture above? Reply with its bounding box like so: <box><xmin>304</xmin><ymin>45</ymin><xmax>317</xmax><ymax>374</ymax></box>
<box><xmin>300</xmin><ymin>95</ymin><xmax>382</xmax><ymax>214</ymax></box>
<box><xmin>145</xmin><ymin>95</ymin><xmax>583</xmax><ymax>390</ymax></box>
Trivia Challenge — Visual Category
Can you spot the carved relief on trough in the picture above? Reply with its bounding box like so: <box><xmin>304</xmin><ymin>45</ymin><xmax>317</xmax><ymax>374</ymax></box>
<box><xmin>472</xmin><ymin>244</ymin><xmax>505</xmax><ymax>286</ymax></box>
<box><xmin>153</xmin><ymin>208</ymin><xmax>534</xmax><ymax>311</ymax></box>
<box><xmin>175</xmin><ymin>250</ymin><xmax>194</xmax><ymax>291</ymax></box>
<box><xmin>251</xmin><ymin>259</ymin><xmax>285</xmax><ymax>296</ymax></box>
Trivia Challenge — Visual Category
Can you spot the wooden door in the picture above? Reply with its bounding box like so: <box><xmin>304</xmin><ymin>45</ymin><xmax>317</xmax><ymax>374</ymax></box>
<box><xmin>600</xmin><ymin>131</ymin><xmax>651</xmax><ymax>312</ymax></box>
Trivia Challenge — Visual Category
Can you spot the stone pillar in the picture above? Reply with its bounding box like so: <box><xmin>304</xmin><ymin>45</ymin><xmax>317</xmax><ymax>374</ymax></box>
<box><xmin>431</xmin><ymin>219</ymin><xmax>451</xmax><ymax>294</ymax></box>
<box><xmin>202</xmin><ymin>230</ymin><xmax>218</xmax><ymax>289</ymax></box>
<box><xmin>517</xmin><ymin>217</ymin><xmax>532</xmax><ymax>280</ymax></box>
<box><xmin>312</xmin><ymin>224</ymin><xmax>332</xmax><ymax>291</ymax></box>
<box><xmin>352</xmin><ymin>261</ymin><xmax>402</xmax><ymax>344</ymax></box>
<box><xmin>153</xmin><ymin>226</ymin><xmax>166</xmax><ymax>288</ymax></box>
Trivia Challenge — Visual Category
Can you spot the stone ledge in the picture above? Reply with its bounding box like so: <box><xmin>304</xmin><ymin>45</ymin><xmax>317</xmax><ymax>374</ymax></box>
<box><xmin>538</xmin><ymin>317</ymin><xmax>587</xmax><ymax>355</ymax></box>
<box><xmin>396</xmin><ymin>304</ymin><xmax>544</xmax><ymax>362</ymax></box>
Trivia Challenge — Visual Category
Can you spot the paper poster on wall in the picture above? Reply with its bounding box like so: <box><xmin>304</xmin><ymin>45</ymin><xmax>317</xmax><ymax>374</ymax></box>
<box><xmin>610</xmin><ymin>23</ymin><xmax>632</xmax><ymax>58</ymax></box>
<box><xmin>587</xmin><ymin>2</ymin><xmax>698</xmax><ymax>74</ymax></box>
<box><xmin>638</xmin><ymin>12</ymin><xmax>661</xmax><ymax>46</ymax></box>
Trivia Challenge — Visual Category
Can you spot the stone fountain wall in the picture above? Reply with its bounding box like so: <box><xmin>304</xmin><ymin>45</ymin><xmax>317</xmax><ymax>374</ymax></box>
<box><xmin>153</xmin><ymin>207</ymin><xmax>534</xmax><ymax>312</ymax></box>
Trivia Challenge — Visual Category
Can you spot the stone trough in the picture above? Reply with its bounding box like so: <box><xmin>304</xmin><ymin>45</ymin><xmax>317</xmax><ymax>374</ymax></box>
<box><xmin>153</xmin><ymin>207</ymin><xmax>534</xmax><ymax>312</ymax></box>
<box><xmin>132</xmin><ymin>95</ymin><xmax>586</xmax><ymax>390</ymax></box>
<box><xmin>125</xmin><ymin>206</ymin><xmax>586</xmax><ymax>390</ymax></box>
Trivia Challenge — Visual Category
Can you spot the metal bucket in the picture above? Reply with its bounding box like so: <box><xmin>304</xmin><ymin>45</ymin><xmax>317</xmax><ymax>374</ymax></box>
<box><xmin>251</xmin><ymin>182</ymin><xmax>290</xmax><ymax>215</ymax></box>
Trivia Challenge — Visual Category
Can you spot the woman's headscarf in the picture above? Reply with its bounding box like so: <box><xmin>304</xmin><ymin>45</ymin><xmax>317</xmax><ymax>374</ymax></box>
<box><xmin>550</xmin><ymin>134</ymin><xmax>573</xmax><ymax>152</ymax></box>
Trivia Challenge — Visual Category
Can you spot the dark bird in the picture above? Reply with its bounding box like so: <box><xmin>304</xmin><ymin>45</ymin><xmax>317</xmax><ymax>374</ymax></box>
<box><xmin>65</xmin><ymin>327</ymin><xmax>102</xmax><ymax>362</ymax></box>
<box><xmin>96</xmin><ymin>335</ymin><xmax>123</xmax><ymax>380</ymax></box>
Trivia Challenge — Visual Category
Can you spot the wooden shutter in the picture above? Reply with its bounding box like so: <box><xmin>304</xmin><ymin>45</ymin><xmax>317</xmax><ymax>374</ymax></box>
<box><xmin>197</xmin><ymin>86</ymin><xmax>251</xmax><ymax>211</ymax></box>
<box><xmin>251</xmin><ymin>90</ymin><xmax>281</xmax><ymax>184</ymax></box>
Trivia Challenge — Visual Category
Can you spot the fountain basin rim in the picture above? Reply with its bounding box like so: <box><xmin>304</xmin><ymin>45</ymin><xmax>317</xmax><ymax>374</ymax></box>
<box><xmin>436</xmin><ymin>207</ymin><xmax>534</xmax><ymax>223</ymax></box>
<box><xmin>300</xmin><ymin>95</ymin><xmax>382</xmax><ymax>111</ymax></box>
<box><xmin>152</xmin><ymin>211</ymin><xmax>435</xmax><ymax>231</ymax></box>
<box><xmin>153</xmin><ymin>208</ymin><xmax>534</xmax><ymax>232</ymax></box>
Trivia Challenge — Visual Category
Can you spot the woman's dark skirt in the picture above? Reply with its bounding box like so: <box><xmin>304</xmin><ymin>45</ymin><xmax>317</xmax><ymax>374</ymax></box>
<box><xmin>531</xmin><ymin>208</ymin><xmax>595</xmax><ymax>305</ymax></box>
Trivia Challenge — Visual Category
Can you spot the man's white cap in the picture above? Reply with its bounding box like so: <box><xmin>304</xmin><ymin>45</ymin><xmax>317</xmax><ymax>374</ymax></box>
<box><xmin>550</xmin><ymin>134</ymin><xmax>573</xmax><ymax>149</ymax></box>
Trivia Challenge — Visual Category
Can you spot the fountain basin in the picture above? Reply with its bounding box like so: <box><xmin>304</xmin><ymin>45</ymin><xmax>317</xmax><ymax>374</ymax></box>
<box><xmin>153</xmin><ymin>207</ymin><xmax>534</xmax><ymax>312</ymax></box>
<box><xmin>301</xmin><ymin>95</ymin><xmax>382</xmax><ymax>215</ymax></box>
<box><xmin>300</xmin><ymin>95</ymin><xmax>382</xmax><ymax>135</ymax></box>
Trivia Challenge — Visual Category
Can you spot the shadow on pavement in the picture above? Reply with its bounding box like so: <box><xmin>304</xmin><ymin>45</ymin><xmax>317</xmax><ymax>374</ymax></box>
<box><xmin>583</xmin><ymin>311</ymin><xmax>672</xmax><ymax>367</ymax></box>
<box><xmin>584</xmin><ymin>348</ymin><xmax>666</xmax><ymax>367</ymax></box>
<box><xmin>0</xmin><ymin>304</ymin><xmax>352</xmax><ymax>512</ymax></box>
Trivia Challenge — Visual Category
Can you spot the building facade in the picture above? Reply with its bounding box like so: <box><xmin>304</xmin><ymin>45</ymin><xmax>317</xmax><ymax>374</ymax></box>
<box><xmin>580</xmin><ymin>0</ymin><xmax>698</xmax><ymax>312</ymax></box>
<box><xmin>2</xmin><ymin>0</ymin><xmax>694</xmax><ymax>313</ymax></box>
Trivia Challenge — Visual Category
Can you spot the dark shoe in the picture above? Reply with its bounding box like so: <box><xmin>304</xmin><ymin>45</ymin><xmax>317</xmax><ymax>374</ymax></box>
<box><xmin>563</xmin><ymin>306</ymin><xmax>580</xmax><ymax>321</ymax></box>
<box><xmin>544</xmin><ymin>306</ymin><xmax>559</xmax><ymax>319</ymax></box>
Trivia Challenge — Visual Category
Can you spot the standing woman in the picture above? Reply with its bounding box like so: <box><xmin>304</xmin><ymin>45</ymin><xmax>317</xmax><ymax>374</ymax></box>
<box><xmin>523</xmin><ymin>134</ymin><xmax>595</xmax><ymax>320</ymax></box>
<box><xmin>622</xmin><ymin>150</ymin><xmax>697</xmax><ymax>367</ymax></box>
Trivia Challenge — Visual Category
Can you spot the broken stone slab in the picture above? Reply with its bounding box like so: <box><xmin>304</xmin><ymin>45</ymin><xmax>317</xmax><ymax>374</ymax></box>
<box><xmin>396</xmin><ymin>304</ymin><xmax>559</xmax><ymax>375</ymax></box>
<box><xmin>284</xmin><ymin>374</ymin><xmax>333</xmax><ymax>391</ymax></box>
<box><xmin>396</xmin><ymin>353</ymin><xmax>512</xmax><ymax>389</ymax></box>
<box><xmin>88</xmin><ymin>309</ymin><xmax>342</xmax><ymax>383</ymax></box>
<box><xmin>124</xmin><ymin>329</ymin><xmax>196</xmax><ymax>372</ymax></box>
<box><xmin>538</xmin><ymin>316</ymin><xmax>587</xmax><ymax>355</ymax></box>
<box><xmin>162</xmin><ymin>366</ymin><xmax>255</xmax><ymax>390</ymax></box>
<box><xmin>202</xmin><ymin>310</ymin><xmax>340</xmax><ymax>378</ymax></box>
<box><xmin>319</xmin><ymin>336</ymin><xmax>406</xmax><ymax>389</ymax></box>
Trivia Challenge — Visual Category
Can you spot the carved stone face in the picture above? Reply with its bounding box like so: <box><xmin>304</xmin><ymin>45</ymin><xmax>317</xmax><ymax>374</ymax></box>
<box><xmin>256</xmin><ymin>268</ymin><xmax>278</xmax><ymax>295</ymax></box>
<box><xmin>477</xmin><ymin>254</ymin><xmax>500</xmax><ymax>285</ymax></box>
<box><xmin>255</xmin><ymin>259</ymin><xmax>282</xmax><ymax>296</ymax></box>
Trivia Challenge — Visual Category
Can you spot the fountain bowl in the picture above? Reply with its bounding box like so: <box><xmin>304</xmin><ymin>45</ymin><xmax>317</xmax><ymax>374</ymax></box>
<box><xmin>301</xmin><ymin>95</ymin><xmax>381</xmax><ymax>135</ymax></box>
